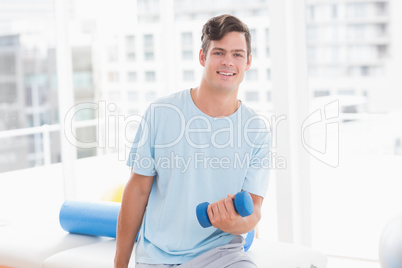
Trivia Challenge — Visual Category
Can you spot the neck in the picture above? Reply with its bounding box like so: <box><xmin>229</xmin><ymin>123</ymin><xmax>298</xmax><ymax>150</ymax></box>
<box><xmin>191</xmin><ymin>86</ymin><xmax>240</xmax><ymax>118</ymax></box>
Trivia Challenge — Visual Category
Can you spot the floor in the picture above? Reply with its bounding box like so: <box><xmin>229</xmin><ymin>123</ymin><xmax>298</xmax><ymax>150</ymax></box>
<box><xmin>327</xmin><ymin>256</ymin><xmax>380</xmax><ymax>268</ymax></box>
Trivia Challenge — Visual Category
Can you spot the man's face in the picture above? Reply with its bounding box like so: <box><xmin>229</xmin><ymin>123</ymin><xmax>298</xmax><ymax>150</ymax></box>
<box><xmin>199</xmin><ymin>31</ymin><xmax>252</xmax><ymax>93</ymax></box>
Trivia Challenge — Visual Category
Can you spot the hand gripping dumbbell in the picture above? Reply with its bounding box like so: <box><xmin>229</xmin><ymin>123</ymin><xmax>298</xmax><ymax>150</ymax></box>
<box><xmin>196</xmin><ymin>191</ymin><xmax>254</xmax><ymax>228</ymax></box>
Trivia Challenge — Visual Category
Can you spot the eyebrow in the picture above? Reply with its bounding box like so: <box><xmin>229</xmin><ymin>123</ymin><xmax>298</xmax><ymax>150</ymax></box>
<box><xmin>211</xmin><ymin>47</ymin><xmax>246</xmax><ymax>54</ymax></box>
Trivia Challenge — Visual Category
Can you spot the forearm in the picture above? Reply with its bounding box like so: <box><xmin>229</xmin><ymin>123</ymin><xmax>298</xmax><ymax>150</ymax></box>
<box><xmin>114</xmin><ymin>173</ymin><xmax>153</xmax><ymax>267</ymax></box>
<box><xmin>114</xmin><ymin>195</ymin><xmax>147</xmax><ymax>266</ymax></box>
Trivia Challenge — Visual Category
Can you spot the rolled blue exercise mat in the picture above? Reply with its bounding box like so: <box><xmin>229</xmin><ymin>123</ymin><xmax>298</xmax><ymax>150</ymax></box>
<box><xmin>59</xmin><ymin>200</ymin><xmax>121</xmax><ymax>238</ymax></box>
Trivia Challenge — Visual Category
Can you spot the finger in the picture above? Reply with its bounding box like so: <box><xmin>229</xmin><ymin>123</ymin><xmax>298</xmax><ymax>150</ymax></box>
<box><xmin>227</xmin><ymin>194</ymin><xmax>235</xmax><ymax>200</ymax></box>
<box><xmin>224</xmin><ymin>197</ymin><xmax>236</xmax><ymax>215</ymax></box>
<box><xmin>222</xmin><ymin>197</ymin><xmax>232</xmax><ymax>214</ymax></box>
<box><xmin>213</xmin><ymin>201</ymin><xmax>221</xmax><ymax>218</ymax></box>
<box><xmin>214</xmin><ymin>199</ymin><xmax>223</xmax><ymax>217</ymax></box>
<box><xmin>207</xmin><ymin>203</ymin><xmax>213</xmax><ymax>219</ymax></box>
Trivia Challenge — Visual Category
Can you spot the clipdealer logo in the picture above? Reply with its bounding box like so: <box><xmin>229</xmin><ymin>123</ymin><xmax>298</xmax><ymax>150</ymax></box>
<box><xmin>62</xmin><ymin>100</ymin><xmax>340</xmax><ymax>168</ymax></box>
<box><xmin>301</xmin><ymin>100</ymin><xmax>340</xmax><ymax>168</ymax></box>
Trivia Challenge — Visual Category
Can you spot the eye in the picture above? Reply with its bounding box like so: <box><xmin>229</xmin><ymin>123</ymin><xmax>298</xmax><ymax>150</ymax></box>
<box><xmin>234</xmin><ymin>53</ymin><xmax>243</xmax><ymax>57</ymax></box>
<box><xmin>213</xmin><ymin>52</ymin><xmax>223</xmax><ymax>55</ymax></box>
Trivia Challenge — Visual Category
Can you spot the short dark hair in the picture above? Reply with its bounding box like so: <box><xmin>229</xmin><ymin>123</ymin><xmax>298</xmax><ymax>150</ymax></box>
<box><xmin>201</xmin><ymin>14</ymin><xmax>251</xmax><ymax>62</ymax></box>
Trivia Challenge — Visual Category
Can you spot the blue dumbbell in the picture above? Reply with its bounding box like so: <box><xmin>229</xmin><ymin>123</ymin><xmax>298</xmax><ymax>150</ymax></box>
<box><xmin>196</xmin><ymin>191</ymin><xmax>254</xmax><ymax>228</ymax></box>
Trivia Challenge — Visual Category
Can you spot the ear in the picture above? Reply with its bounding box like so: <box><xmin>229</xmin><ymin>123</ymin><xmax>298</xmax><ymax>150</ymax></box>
<box><xmin>245</xmin><ymin>54</ymin><xmax>252</xmax><ymax>71</ymax></box>
<box><xmin>199</xmin><ymin>49</ymin><xmax>206</xmax><ymax>67</ymax></box>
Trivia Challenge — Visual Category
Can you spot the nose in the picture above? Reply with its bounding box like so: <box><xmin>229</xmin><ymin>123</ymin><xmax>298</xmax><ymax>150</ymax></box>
<box><xmin>221</xmin><ymin>54</ymin><xmax>234</xmax><ymax>66</ymax></box>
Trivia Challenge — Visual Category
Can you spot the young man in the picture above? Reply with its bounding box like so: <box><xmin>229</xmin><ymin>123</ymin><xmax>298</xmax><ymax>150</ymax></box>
<box><xmin>115</xmin><ymin>14</ymin><xmax>270</xmax><ymax>268</ymax></box>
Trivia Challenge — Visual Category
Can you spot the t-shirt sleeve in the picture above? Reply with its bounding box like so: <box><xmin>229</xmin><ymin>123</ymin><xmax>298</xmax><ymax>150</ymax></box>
<box><xmin>126</xmin><ymin>107</ymin><xmax>157</xmax><ymax>176</ymax></box>
<box><xmin>242</xmin><ymin>131</ymin><xmax>271</xmax><ymax>198</ymax></box>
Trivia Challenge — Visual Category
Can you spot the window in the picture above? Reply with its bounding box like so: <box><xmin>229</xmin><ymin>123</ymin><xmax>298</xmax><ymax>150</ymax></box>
<box><xmin>182</xmin><ymin>50</ymin><xmax>193</xmax><ymax>60</ymax></box>
<box><xmin>181</xmin><ymin>32</ymin><xmax>192</xmax><ymax>47</ymax></box>
<box><xmin>377</xmin><ymin>45</ymin><xmax>388</xmax><ymax>59</ymax></box>
<box><xmin>144</xmin><ymin>34</ymin><xmax>154</xmax><ymax>61</ymax></box>
<box><xmin>108</xmin><ymin>91</ymin><xmax>120</xmax><ymax>102</ymax></box>
<box><xmin>338</xmin><ymin>89</ymin><xmax>355</xmax><ymax>96</ymax></box>
<box><xmin>347</xmin><ymin>25</ymin><xmax>366</xmax><ymax>40</ymax></box>
<box><xmin>325</xmin><ymin>26</ymin><xmax>339</xmax><ymax>41</ymax></box>
<box><xmin>245</xmin><ymin>91</ymin><xmax>259</xmax><ymax>101</ymax></box>
<box><xmin>327</xmin><ymin>66</ymin><xmax>342</xmax><ymax>77</ymax></box>
<box><xmin>138</xmin><ymin>0</ymin><xmax>160</xmax><ymax>13</ymax></box>
<box><xmin>0</xmin><ymin>83</ymin><xmax>17</xmax><ymax>104</ymax></box>
<box><xmin>266</xmin><ymin>91</ymin><xmax>272</xmax><ymax>102</ymax></box>
<box><xmin>108</xmin><ymin>47</ymin><xmax>118</xmax><ymax>62</ymax></box>
<box><xmin>348</xmin><ymin>45</ymin><xmax>374</xmax><ymax>61</ymax></box>
<box><xmin>246</xmin><ymin>69</ymin><xmax>258</xmax><ymax>81</ymax></box>
<box><xmin>375</xmin><ymin>2</ymin><xmax>388</xmax><ymax>16</ymax></box>
<box><xmin>127</xmin><ymin>72</ymin><xmax>137</xmax><ymax>82</ymax></box>
<box><xmin>73</xmin><ymin>72</ymin><xmax>92</xmax><ymax>88</ymax></box>
<box><xmin>361</xmin><ymin>66</ymin><xmax>369</xmax><ymax>76</ymax></box>
<box><xmin>0</xmin><ymin>14</ymin><xmax>63</xmax><ymax>171</ymax></box>
<box><xmin>144</xmin><ymin>52</ymin><xmax>154</xmax><ymax>61</ymax></box>
<box><xmin>127</xmin><ymin>91</ymin><xmax>139</xmax><ymax>101</ymax></box>
<box><xmin>181</xmin><ymin>32</ymin><xmax>193</xmax><ymax>60</ymax></box>
<box><xmin>370</xmin><ymin>66</ymin><xmax>384</xmax><ymax>76</ymax></box>
<box><xmin>250</xmin><ymin>29</ymin><xmax>257</xmax><ymax>57</ymax></box>
<box><xmin>305</xmin><ymin>0</ymin><xmax>402</xmax><ymax>256</ymax></box>
<box><xmin>308</xmin><ymin>66</ymin><xmax>319</xmax><ymax>77</ymax></box>
<box><xmin>144</xmin><ymin>34</ymin><xmax>154</xmax><ymax>47</ymax></box>
<box><xmin>126</xmin><ymin>35</ymin><xmax>135</xmax><ymax>47</ymax></box>
<box><xmin>250</xmin><ymin>29</ymin><xmax>257</xmax><ymax>43</ymax></box>
<box><xmin>127</xmin><ymin>52</ymin><xmax>136</xmax><ymax>61</ymax></box>
<box><xmin>183</xmin><ymin>70</ymin><xmax>194</xmax><ymax>81</ymax></box>
<box><xmin>307</xmin><ymin>6</ymin><xmax>315</xmax><ymax>21</ymax></box>
<box><xmin>347</xmin><ymin>66</ymin><xmax>361</xmax><ymax>77</ymax></box>
<box><xmin>0</xmin><ymin>35</ymin><xmax>19</xmax><ymax>47</ymax></box>
<box><xmin>145</xmin><ymin>71</ymin><xmax>156</xmax><ymax>82</ymax></box>
<box><xmin>376</xmin><ymin>24</ymin><xmax>387</xmax><ymax>37</ymax></box>
<box><xmin>266</xmin><ymin>69</ymin><xmax>271</xmax><ymax>80</ymax></box>
<box><xmin>252</xmin><ymin>48</ymin><xmax>257</xmax><ymax>57</ymax></box>
<box><xmin>330</xmin><ymin>46</ymin><xmax>340</xmax><ymax>62</ymax></box>
<box><xmin>347</xmin><ymin>3</ymin><xmax>367</xmax><ymax>18</ymax></box>
<box><xmin>145</xmin><ymin>91</ymin><xmax>156</xmax><ymax>101</ymax></box>
<box><xmin>126</xmin><ymin>35</ymin><xmax>136</xmax><ymax>62</ymax></box>
<box><xmin>307</xmin><ymin>27</ymin><xmax>319</xmax><ymax>42</ymax></box>
<box><xmin>307</xmin><ymin>47</ymin><xmax>317</xmax><ymax>62</ymax></box>
<box><xmin>76</xmin><ymin>126</ymin><xmax>97</xmax><ymax>159</ymax></box>
<box><xmin>313</xmin><ymin>90</ymin><xmax>330</xmax><ymax>97</ymax></box>
<box><xmin>330</xmin><ymin>4</ymin><xmax>337</xmax><ymax>19</ymax></box>
<box><xmin>0</xmin><ymin>53</ymin><xmax>16</xmax><ymax>75</ymax></box>
<box><xmin>108</xmin><ymin>72</ymin><xmax>119</xmax><ymax>82</ymax></box>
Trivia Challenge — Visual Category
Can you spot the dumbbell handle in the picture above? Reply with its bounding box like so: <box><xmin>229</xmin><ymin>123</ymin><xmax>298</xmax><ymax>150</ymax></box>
<box><xmin>196</xmin><ymin>191</ymin><xmax>254</xmax><ymax>228</ymax></box>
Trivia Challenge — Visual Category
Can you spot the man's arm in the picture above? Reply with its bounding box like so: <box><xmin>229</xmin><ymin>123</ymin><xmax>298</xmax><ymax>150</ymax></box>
<box><xmin>114</xmin><ymin>171</ymin><xmax>154</xmax><ymax>268</ymax></box>
<box><xmin>207</xmin><ymin>192</ymin><xmax>263</xmax><ymax>235</ymax></box>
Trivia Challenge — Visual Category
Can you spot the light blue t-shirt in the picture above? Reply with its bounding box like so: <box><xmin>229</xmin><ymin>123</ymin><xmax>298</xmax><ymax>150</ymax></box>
<box><xmin>126</xmin><ymin>89</ymin><xmax>270</xmax><ymax>264</ymax></box>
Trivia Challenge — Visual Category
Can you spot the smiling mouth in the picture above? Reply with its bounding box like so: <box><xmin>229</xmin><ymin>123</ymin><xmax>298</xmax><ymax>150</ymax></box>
<box><xmin>217</xmin><ymin>71</ymin><xmax>236</xmax><ymax>76</ymax></box>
